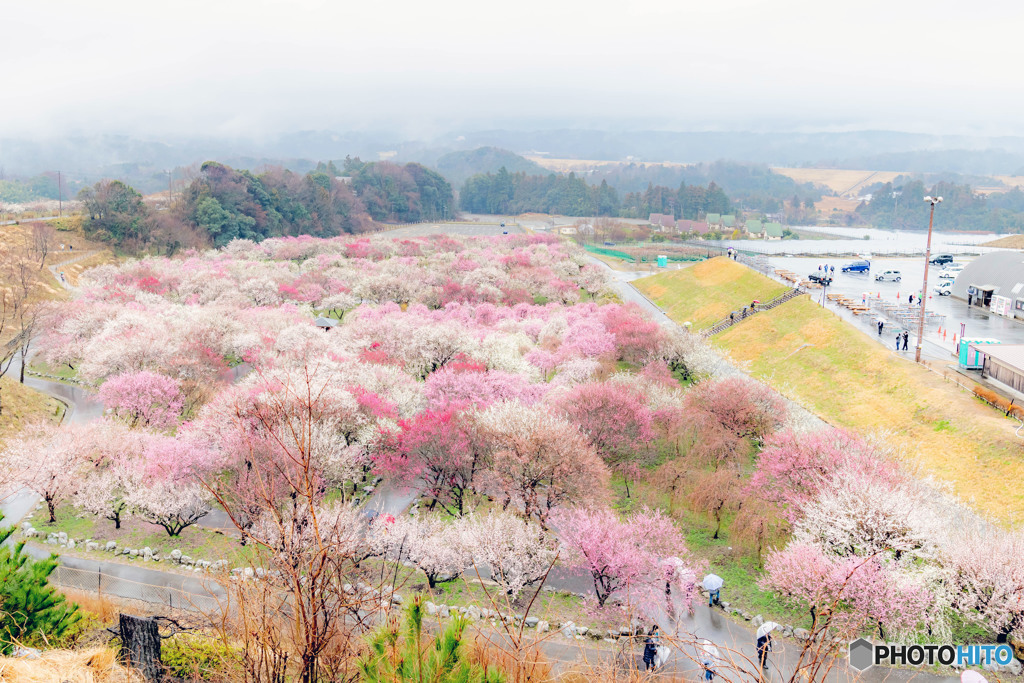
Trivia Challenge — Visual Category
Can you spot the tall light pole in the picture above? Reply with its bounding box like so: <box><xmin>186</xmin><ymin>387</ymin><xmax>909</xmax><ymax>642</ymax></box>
<box><xmin>915</xmin><ymin>195</ymin><xmax>942</xmax><ymax>362</ymax></box>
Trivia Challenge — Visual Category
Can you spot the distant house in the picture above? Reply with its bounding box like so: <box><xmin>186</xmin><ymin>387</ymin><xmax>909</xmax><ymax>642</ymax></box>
<box><xmin>577</xmin><ymin>223</ymin><xmax>595</xmax><ymax>235</ymax></box>
<box><xmin>745</xmin><ymin>219</ymin><xmax>763</xmax><ymax>238</ymax></box>
<box><xmin>764</xmin><ymin>222</ymin><xmax>784</xmax><ymax>240</ymax></box>
<box><xmin>706</xmin><ymin>213</ymin><xmax>722</xmax><ymax>227</ymax></box>
<box><xmin>334</xmin><ymin>176</ymin><xmax>353</xmax><ymax>185</ymax></box>
<box><xmin>676</xmin><ymin>219</ymin><xmax>710</xmax><ymax>235</ymax></box>
<box><xmin>722</xmin><ymin>215</ymin><xmax>736</xmax><ymax>229</ymax></box>
<box><xmin>649</xmin><ymin>212</ymin><xmax>665</xmax><ymax>225</ymax></box>
<box><xmin>314</xmin><ymin>316</ymin><xmax>339</xmax><ymax>331</ymax></box>
<box><xmin>558</xmin><ymin>226</ymin><xmax>578</xmax><ymax>235</ymax></box>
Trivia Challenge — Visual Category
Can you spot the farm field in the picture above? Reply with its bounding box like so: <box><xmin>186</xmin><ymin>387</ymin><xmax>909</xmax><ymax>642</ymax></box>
<box><xmin>633</xmin><ymin>256</ymin><xmax>789</xmax><ymax>330</ymax></box>
<box><xmin>981</xmin><ymin>234</ymin><xmax>1024</xmax><ymax>248</ymax></box>
<box><xmin>714</xmin><ymin>295</ymin><xmax>1024</xmax><ymax>522</ymax></box>
<box><xmin>772</xmin><ymin>167</ymin><xmax>903</xmax><ymax>196</ymax></box>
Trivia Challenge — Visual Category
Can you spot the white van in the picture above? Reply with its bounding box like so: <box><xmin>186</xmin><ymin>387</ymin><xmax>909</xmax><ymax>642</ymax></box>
<box><xmin>875</xmin><ymin>270</ymin><xmax>902</xmax><ymax>282</ymax></box>
<box><xmin>933</xmin><ymin>281</ymin><xmax>953</xmax><ymax>296</ymax></box>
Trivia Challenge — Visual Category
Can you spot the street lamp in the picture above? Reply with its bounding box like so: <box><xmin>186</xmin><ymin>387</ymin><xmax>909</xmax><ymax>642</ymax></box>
<box><xmin>915</xmin><ymin>195</ymin><xmax>942</xmax><ymax>363</ymax></box>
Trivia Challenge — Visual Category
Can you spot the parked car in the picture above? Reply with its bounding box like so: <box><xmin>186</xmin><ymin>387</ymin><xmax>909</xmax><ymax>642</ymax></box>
<box><xmin>943</xmin><ymin>262</ymin><xmax>965</xmax><ymax>273</ymax></box>
<box><xmin>841</xmin><ymin>260</ymin><xmax>871</xmax><ymax>273</ymax></box>
<box><xmin>930</xmin><ymin>254</ymin><xmax>954</xmax><ymax>265</ymax></box>
<box><xmin>808</xmin><ymin>273</ymin><xmax>832</xmax><ymax>285</ymax></box>
<box><xmin>934</xmin><ymin>281</ymin><xmax>953</xmax><ymax>296</ymax></box>
<box><xmin>875</xmin><ymin>269</ymin><xmax>902</xmax><ymax>282</ymax></box>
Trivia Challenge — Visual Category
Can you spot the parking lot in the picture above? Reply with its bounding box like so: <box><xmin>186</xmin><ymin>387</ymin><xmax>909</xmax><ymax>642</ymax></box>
<box><xmin>767</xmin><ymin>255</ymin><xmax>1024</xmax><ymax>361</ymax></box>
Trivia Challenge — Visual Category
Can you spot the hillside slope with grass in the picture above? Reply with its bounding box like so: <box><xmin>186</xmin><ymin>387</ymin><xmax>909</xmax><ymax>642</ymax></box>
<box><xmin>633</xmin><ymin>256</ymin><xmax>789</xmax><ymax>330</ymax></box>
<box><xmin>715</xmin><ymin>295</ymin><xmax>1024</xmax><ymax>522</ymax></box>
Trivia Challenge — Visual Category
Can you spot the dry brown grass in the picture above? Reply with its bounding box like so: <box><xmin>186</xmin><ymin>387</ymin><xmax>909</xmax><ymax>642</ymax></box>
<box><xmin>811</xmin><ymin>196</ymin><xmax>862</xmax><ymax>213</ymax></box>
<box><xmin>980</xmin><ymin>234</ymin><xmax>1024</xmax><ymax>249</ymax></box>
<box><xmin>772</xmin><ymin>168</ymin><xmax>903</xmax><ymax>195</ymax></box>
<box><xmin>0</xmin><ymin>647</ymin><xmax>142</xmax><ymax>683</ymax></box>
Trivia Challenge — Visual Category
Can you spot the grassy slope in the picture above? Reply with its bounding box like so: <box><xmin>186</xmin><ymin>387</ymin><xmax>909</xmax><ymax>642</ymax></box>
<box><xmin>633</xmin><ymin>257</ymin><xmax>789</xmax><ymax>330</ymax></box>
<box><xmin>715</xmin><ymin>295</ymin><xmax>1024</xmax><ymax>522</ymax></box>
<box><xmin>980</xmin><ymin>234</ymin><xmax>1024</xmax><ymax>249</ymax></box>
<box><xmin>0</xmin><ymin>376</ymin><xmax>63</xmax><ymax>439</ymax></box>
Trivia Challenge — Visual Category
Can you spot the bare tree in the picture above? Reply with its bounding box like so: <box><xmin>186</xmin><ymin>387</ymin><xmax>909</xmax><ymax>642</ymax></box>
<box><xmin>30</xmin><ymin>222</ymin><xmax>55</xmax><ymax>270</ymax></box>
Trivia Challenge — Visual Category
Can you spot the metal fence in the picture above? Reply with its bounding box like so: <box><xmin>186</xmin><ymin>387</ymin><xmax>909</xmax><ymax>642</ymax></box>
<box><xmin>51</xmin><ymin>565</ymin><xmax>227</xmax><ymax>614</ymax></box>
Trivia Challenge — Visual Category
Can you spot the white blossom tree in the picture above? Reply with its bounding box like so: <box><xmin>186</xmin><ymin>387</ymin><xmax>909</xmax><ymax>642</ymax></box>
<box><xmin>458</xmin><ymin>512</ymin><xmax>557</xmax><ymax>599</ymax></box>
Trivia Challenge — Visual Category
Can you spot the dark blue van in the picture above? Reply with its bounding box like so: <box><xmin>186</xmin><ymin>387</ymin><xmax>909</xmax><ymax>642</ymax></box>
<box><xmin>841</xmin><ymin>260</ymin><xmax>870</xmax><ymax>273</ymax></box>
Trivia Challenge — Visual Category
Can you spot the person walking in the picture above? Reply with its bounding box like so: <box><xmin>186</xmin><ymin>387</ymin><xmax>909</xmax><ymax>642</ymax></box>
<box><xmin>877</xmin><ymin>320</ymin><xmax>884</xmax><ymax>336</ymax></box>
<box><xmin>642</xmin><ymin>626</ymin><xmax>660</xmax><ymax>671</ymax></box>
<box><xmin>830</xmin><ymin>265</ymin><xmax>835</xmax><ymax>275</ymax></box>
<box><xmin>896</xmin><ymin>332</ymin><xmax>901</xmax><ymax>350</ymax></box>
<box><xmin>700</xmin><ymin>640</ymin><xmax>719</xmax><ymax>681</ymax></box>
<box><xmin>903</xmin><ymin>330</ymin><xmax>909</xmax><ymax>351</ymax></box>
<box><xmin>909</xmin><ymin>294</ymin><xmax>914</xmax><ymax>305</ymax></box>
<box><xmin>757</xmin><ymin>631</ymin><xmax>773</xmax><ymax>673</ymax></box>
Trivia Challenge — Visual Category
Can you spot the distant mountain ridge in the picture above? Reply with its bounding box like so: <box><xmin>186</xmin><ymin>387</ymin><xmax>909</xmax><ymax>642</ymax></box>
<box><xmin>434</xmin><ymin>147</ymin><xmax>548</xmax><ymax>186</ymax></box>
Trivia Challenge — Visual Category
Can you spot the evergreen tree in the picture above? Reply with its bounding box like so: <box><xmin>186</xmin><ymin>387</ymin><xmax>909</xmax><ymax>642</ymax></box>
<box><xmin>359</xmin><ymin>597</ymin><xmax>505</xmax><ymax>683</ymax></box>
<box><xmin>0</xmin><ymin>514</ymin><xmax>80</xmax><ymax>652</ymax></box>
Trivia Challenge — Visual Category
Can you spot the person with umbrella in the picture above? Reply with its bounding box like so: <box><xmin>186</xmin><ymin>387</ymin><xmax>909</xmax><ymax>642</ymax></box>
<box><xmin>703</xmin><ymin>574</ymin><xmax>724</xmax><ymax>607</ymax></box>
<box><xmin>756</xmin><ymin>622</ymin><xmax>779</xmax><ymax>674</ymax></box>
<box><xmin>700</xmin><ymin>640</ymin><xmax>720</xmax><ymax>681</ymax></box>
<box><xmin>642</xmin><ymin>625</ymin><xmax>661</xmax><ymax>671</ymax></box>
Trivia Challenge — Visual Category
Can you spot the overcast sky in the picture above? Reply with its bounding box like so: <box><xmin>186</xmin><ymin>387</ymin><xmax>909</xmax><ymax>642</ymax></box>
<box><xmin>4</xmin><ymin>0</ymin><xmax>1022</xmax><ymax>139</ymax></box>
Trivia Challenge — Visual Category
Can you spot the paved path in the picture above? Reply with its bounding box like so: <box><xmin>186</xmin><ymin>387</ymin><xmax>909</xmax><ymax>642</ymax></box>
<box><xmin>48</xmin><ymin>250</ymin><xmax>98</xmax><ymax>290</ymax></box>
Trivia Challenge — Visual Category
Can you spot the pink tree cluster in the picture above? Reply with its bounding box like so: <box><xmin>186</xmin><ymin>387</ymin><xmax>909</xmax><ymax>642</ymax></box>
<box><xmin>97</xmin><ymin>370</ymin><xmax>185</xmax><ymax>430</ymax></box>
<box><xmin>552</xmin><ymin>506</ymin><xmax>698</xmax><ymax>608</ymax></box>
<box><xmin>762</xmin><ymin>541</ymin><xmax>938</xmax><ymax>640</ymax></box>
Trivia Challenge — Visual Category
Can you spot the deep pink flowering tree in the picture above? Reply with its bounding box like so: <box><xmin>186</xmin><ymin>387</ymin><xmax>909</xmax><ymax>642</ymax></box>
<box><xmin>684</xmin><ymin>376</ymin><xmax>786</xmax><ymax>442</ymax></box>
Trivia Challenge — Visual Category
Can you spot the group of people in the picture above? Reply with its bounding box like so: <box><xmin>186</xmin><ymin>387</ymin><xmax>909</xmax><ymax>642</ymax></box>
<box><xmin>818</xmin><ymin>263</ymin><xmax>835</xmax><ymax>275</ymax></box>
<box><xmin>726</xmin><ymin>247</ymin><xmax>740</xmax><ymax>260</ymax></box>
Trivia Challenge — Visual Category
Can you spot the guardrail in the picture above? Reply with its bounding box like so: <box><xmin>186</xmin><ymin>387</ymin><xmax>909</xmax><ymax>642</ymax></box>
<box><xmin>702</xmin><ymin>288</ymin><xmax>804</xmax><ymax>337</ymax></box>
<box><xmin>51</xmin><ymin>565</ymin><xmax>227</xmax><ymax>614</ymax></box>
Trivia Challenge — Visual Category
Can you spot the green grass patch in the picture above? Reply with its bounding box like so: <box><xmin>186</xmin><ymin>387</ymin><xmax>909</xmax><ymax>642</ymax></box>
<box><xmin>0</xmin><ymin>376</ymin><xmax>64</xmax><ymax>440</ymax></box>
<box><xmin>713</xmin><ymin>295</ymin><xmax>1024</xmax><ymax>521</ymax></box>
<box><xmin>31</xmin><ymin>504</ymin><xmax>258</xmax><ymax>566</ymax></box>
<box><xmin>633</xmin><ymin>256</ymin><xmax>788</xmax><ymax>331</ymax></box>
<box><xmin>28</xmin><ymin>360</ymin><xmax>79</xmax><ymax>382</ymax></box>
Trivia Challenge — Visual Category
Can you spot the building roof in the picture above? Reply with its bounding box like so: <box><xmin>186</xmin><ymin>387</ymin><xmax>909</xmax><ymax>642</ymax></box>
<box><xmin>746</xmin><ymin>219</ymin><xmax>763</xmax><ymax>233</ymax></box>
<box><xmin>706</xmin><ymin>213</ymin><xmax>721</xmax><ymax>225</ymax></box>
<box><xmin>973</xmin><ymin>343</ymin><xmax>1024</xmax><ymax>372</ymax></box>
<box><xmin>314</xmin><ymin>316</ymin><xmax>339</xmax><ymax>328</ymax></box>
<box><xmin>764</xmin><ymin>222</ymin><xmax>784</xmax><ymax>237</ymax></box>
<box><xmin>649</xmin><ymin>213</ymin><xmax>665</xmax><ymax>224</ymax></box>
<box><xmin>722</xmin><ymin>215</ymin><xmax>736</xmax><ymax>227</ymax></box>
<box><xmin>951</xmin><ymin>251</ymin><xmax>1024</xmax><ymax>300</ymax></box>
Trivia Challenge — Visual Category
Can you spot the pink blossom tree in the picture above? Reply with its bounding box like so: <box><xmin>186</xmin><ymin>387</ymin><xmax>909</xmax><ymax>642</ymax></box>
<box><xmin>761</xmin><ymin>542</ymin><xmax>937</xmax><ymax>640</ymax></box>
<box><xmin>1</xmin><ymin>422</ymin><xmax>96</xmax><ymax>522</ymax></box>
<box><xmin>126</xmin><ymin>476</ymin><xmax>211</xmax><ymax>537</ymax></box>
<box><xmin>684</xmin><ymin>376</ymin><xmax>786</xmax><ymax>443</ymax></box>
<box><xmin>478</xmin><ymin>401</ymin><xmax>610</xmax><ymax>526</ymax></box>
<box><xmin>554</xmin><ymin>381</ymin><xmax>654</xmax><ymax>466</ymax></box>
<box><xmin>457</xmin><ymin>512</ymin><xmax>557</xmax><ymax>599</ymax></box>
<box><xmin>97</xmin><ymin>370</ymin><xmax>185</xmax><ymax>431</ymax></box>
<box><xmin>552</xmin><ymin>506</ymin><xmax>692</xmax><ymax>607</ymax></box>
<box><xmin>376</xmin><ymin>406</ymin><xmax>485</xmax><ymax>517</ymax></box>
<box><xmin>749</xmin><ymin>428</ymin><xmax>901</xmax><ymax>522</ymax></box>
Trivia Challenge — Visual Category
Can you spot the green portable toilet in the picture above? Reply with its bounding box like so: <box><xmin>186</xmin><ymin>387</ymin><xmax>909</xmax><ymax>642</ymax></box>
<box><xmin>959</xmin><ymin>338</ymin><xmax>1001</xmax><ymax>369</ymax></box>
<box><xmin>657</xmin><ymin>255</ymin><xmax>668</xmax><ymax>268</ymax></box>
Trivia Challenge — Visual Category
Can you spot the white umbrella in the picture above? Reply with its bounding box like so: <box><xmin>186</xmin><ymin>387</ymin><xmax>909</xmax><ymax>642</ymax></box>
<box><xmin>701</xmin><ymin>640</ymin><xmax>721</xmax><ymax>662</ymax></box>
<box><xmin>961</xmin><ymin>672</ymin><xmax>987</xmax><ymax>683</ymax></box>
<box><xmin>756</xmin><ymin>621</ymin><xmax>780</xmax><ymax>638</ymax></box>
<box><xmin>702</xmin><ymin>574</ymin><xmax>724</xmax><ymax>591</ymax></box>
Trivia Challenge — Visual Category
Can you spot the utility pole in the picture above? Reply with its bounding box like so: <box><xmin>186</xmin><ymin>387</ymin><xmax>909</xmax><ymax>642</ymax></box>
<box><xmin>166</xmin><ymin>170</ymin><xmax>173</xmax><ymax>208</ymax></box>
<box><xmin>57</xmin><ymin>171</ymin><xmax>62</xmax><ymax>218</ymax></box>
<box><xmin>916</xmin><ymin>196</ymin><xmax>942</xmax><ymax>363</ymax></box>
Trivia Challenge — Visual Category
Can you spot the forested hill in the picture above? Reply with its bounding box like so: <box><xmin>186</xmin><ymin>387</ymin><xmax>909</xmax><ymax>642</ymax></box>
<box><xmin>857</xmin><ymin>179</ymin><xmax>1024</xmax><ymax>232</ymax></box>
<box><xmin>459</xmin><ymin>167</ymin><xmax>731</xmax><ymax>220</ymax></box>
<box><xmin>435</xmin><ymin>147</ymin><xmax>548</xmax><ymax>186</ymax></box>
<box><xmin>77</xmin><ymin>159</ymin><xmax>455</xmax><ymax>251</ymax></box>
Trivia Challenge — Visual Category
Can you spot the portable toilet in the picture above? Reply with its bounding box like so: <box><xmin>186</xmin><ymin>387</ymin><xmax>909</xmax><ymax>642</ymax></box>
<box><xmin>657</xmin><ymin>255</ymin><xmax>668</xmax><ymax>268</ymax></box>
<box><xmin>959</xmin><ymin>338</ymin><xmax>1001</xmax><ymax>369</ymax></box>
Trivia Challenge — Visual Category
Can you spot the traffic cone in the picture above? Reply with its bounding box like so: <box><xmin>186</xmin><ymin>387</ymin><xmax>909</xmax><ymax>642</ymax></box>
<box><xmin>943</xmin><ymin>330</ymin><xmax>947</xmax><ymax>340</ymax></box>
<box><xmin>877</xmin><ymin>292</ymin><xmax>881</xmax><ymax>298</ymax></box>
